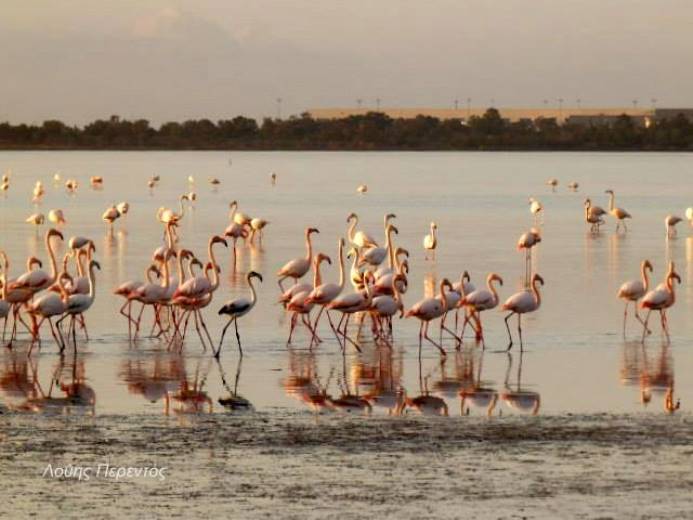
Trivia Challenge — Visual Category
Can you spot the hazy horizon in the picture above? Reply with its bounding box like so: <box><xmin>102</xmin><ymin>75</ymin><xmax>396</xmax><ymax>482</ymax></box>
<box><xmin>3</xmin><ymin>0</ymin><xmax>693</xmax><ymax>125</ymax></box>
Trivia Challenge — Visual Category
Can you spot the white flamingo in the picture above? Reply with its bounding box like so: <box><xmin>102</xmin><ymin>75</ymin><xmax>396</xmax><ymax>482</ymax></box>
<box><xmin>346</xmin><ymin>213</ymin><xmax>377</xmax><ymax>249</ymax></box>
<box><xmin>56</xmin><ymin>260</ymin><xmax>100</xmax><ymax>349</ymax></box>
<box><xmin>216</xmin><ymin>271</ymin><xmax>262</xmax><ymax>359</ymax></box>
<box><xmin>277</xmin><ymin>227</ymin><xmax>319</xmax><ymax>291</ymax></box>
<box><xmin>605</xmin><ymin>190</ymin><xmax>632</xmax><ymax>232</ymax></box>
<box><xmin>640</xmin><ymin>266</ymin><xmax>681</xmax><ymax>342</ymax></box>
<box><xmin>405</xmin><ymin>278</ymin><xmax>455</xmax><ymax>356</ymax></box>
<box><xmin>618</xmin><ymin>259</ymin><xmax>653</xmax><ymax>335</ymax></box>
<box><xmin>501</xmin><ymin>273</ymin><xmax>544</xmax><ymax>350</ymax></box>
<box><xmin>423</xmin><ymin>222</ymin><xmax>438</xmax><ymax>260</ymax></box>
<box><xmin>459</xmin><ymin>273</ymin><xmax>503</xmax><ymax>346</ymax></box>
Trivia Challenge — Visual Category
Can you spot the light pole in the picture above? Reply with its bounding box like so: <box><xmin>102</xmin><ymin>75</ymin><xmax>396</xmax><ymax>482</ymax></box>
<box><xmin>576</xmin><ymin>98</ymin><xmax>582</xmax><ymax>110</ymax></box>
<box><xmin>454</xmin><ymin>99</ymin><xmax>459</xmax><ymax>111</ymax></box>
<box><xmin>651</xmin><ymin>98</ymin><xmax>657</xmax><ymax>110</ymax></box>
<box><xmin>357</xmin><ymin>98</ymin><xmax>363</xmax><ymax>109</ymax></box>
<box><xmin>557</xmin><ymin>98</ymin><xmax>564</xmax><ymax>120</ymax></box>
<box><xmin>466</xmin><ymin>97</ymin><xmax>471</xmax><ymax>118</ymax></box>
<box><xmin>632</xmin><ymin>99</ymin><xmax>638</xmax><ymax>110</ymax></box>
<box><xmin>276</xmin><ymin>97</ymin><xmax>282</xmax><ymax>119</ymax></box>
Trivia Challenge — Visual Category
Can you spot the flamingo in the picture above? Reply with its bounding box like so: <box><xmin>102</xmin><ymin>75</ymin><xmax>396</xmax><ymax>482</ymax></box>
<box><xmin>370</xmin><ymin>273</ymin><xmax>406</xmax><ymax>340</ymax></box>
<box><xmin>459</xmin><ymin>273</ymin><xmax>503</xmax><ymax>346</ymax></box>
<box><xmin>501</xmin><ymin>273</ymin><xmax>544</xmax><ymax>350</ymax></box>
<box><xmin>604</xmin><ymin>190</ymin><xmax>632</xmax><ymax>232</ymax></box>
<box><xmin>686</xmin><ymin>207</ymin><xmax>693</xmax><ymax>227</ymax></box>
<box><xmin>326</xmin><ymin>272</ymin><xmax>376</xmax><ymax>351</ymax></box>
<box><xmin>346</xmin><ymin>213</ymin><xmax>377</xmax><ymax>249</ymax></box>
<box><xmin>271</xmin><ymin>172</ymin><xmax>277</xmax><ymax>185</ymax></box>
<box><xmin>584</xmin><ymin>198</ymin><xmax>606</xmax><ymax>232</ymax></box>
<box><xmin>665</xmin><ymin>215</ymin><xmax>682</xmax><ymax>238</ymax></box>
<box><xmin>65</xmin><ymin>179</ymin><xmax>78</xmax><ymax>193</ymax></box>
<box><xmin>28</xmin><ymin>273</ymin><xmax>71</xmax><ymax>352</ymax></box>
<box><xmin>0</xmin><ymin>271</ymin><xmax>11</xmax><ymax>343</ymax></box>
<box><xmin>32</xmin><ymin>181</ymin><xmax>45</xmax><ymax>203</ymax></box>
<box><xmin>102</xmin><ymin>204</ymin><xmax>120</xmax><ymax>233</ymax></box>
<box><xmin>48</xmin><ymin>209</ymin><xmax>66</xmax><ymax>226</ymax></box>
<box><xmin>173</xmin><ymin>236</ymin><xmax>227</xmax><ymax>301</ymax></box>
<box><xmin>285</xmin><ymin>253</ymin><xmax>331</xmax><ymax>344</ymax></box>
<box><xmin>230</xmin><ymin>201</ymin><xmax>252</xmax><ymax>227</ymax></box>
<box><xmin>116</xmin><ymin>202</ymin><xmax>130</xmax><ymax>220</ymax></box>
<box><xmin>249</xmin><ymin>218</ymin><xmax>269</xmax><ymax>243</ymax></box>
<box><xmin>90</xmin><ymin>176</ymin><xmax>103</xmax><ymax>187</ymax></box>
<box><xmin>568</xmin><ymin>181</ymin><xmax>579</xmax><ymax>192</ymax></box>
<box><xmin>277</xmin><ymin>227</ymin><xmax>319</xmax><ymax>291</ymax></box>
<box><xmin>9</xmin><ymin>229</ymin><xmax>63</xmax><ymax>293</ymax></box>
<box><xmin>26</xmin><ymin>213</ymin><xmax>45</xmax><ymax>232</ymax></box>
<box><xmin>158</xmin><ymin>195</ymin><xmax>188</xmax><ymax>227</ymax></box>
<box><xmin>529</xmin><ymin>197</ymin><xmax>543</xmax><ymax>224</ymax></box>
<box><xmin>517</xmin><ymin>228</ymin><xmax>541</xmax><ymax>287</ymax></box>
<box><xmin>216</xmin><ymin>271</ymin><xmax>262</xmax><ymax>358</ymax></box>
<box><xmin>618</xmin><ymin>260</ymin><xmax>653</xmax><ymax>335</ymax></box>
<box><xmin>114</xmin><ymin>264</ymin><xmax>161</xmax><ymax>337</ymax></box>
<box><xmin>546</xmin><ymin>178</ymin><xmax>558</xmax><ymax>191</ymax></box>
<box><xmin>357</xmin><ymin>184</ymin><xmax>368</xmax><ymax>194</ymax></box>
<box><xmin>405</xmin><ymin>278</ymin><xmax>456</xmax><ymax>356</ymax></box>
<box><xmin>305</xmin><ymin>239</ymin><xmax>346</xmax><ymax>334</ymax></box>
<box><xmin>423</xmin><ymin>222</ymin><xmax>438</xmax><ymax>260</ymax></box>
<box><xmin>360</xmin><ymin>224</ymin><xmax>397</xmax><ymax>267</ymax></box>
<box><xmin>0</xmin><ymin>179</ymin><xmax>8</xmax><ymax>195</ymax></box>
<box><xmin>640</xmin><ymin>266</ymin><xmax>681</xmax><ymax>342</ymax></box>
<box><xmin>129</xmin><ymin>250</ymin><xmax>174</xmax><ymax>338</ymax></box>
<box><xmin>56</xmin><ymin>260</ymin><xmax>100</xmax><ymax>349</ymax></box>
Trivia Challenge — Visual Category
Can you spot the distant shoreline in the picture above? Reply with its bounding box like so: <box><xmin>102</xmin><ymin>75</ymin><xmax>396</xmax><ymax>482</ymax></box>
<box><xmin>1</xmin><ymin>109</ymin><xmax>691</xmax><ymax>152</ymax></box>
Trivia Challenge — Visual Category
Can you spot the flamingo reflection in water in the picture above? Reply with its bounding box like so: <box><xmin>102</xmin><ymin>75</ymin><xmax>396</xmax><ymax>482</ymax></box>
<box><xmin>168</xmin><ymin>356</ymin><xmax>213</xmax><ymax>415</ymax></box>
<box><xmin>456</xmin><ymin>348</ymin><xmax>498</xmax><ymax>417</ymax></box>
<box><xmin>500</xmin><ymin>352</ymin><xmax>540</xmax><ymax>416</ymax></box>
<box><xmin>396</xmin><ymin>354</ymin><xmax>449</xmax><ymax>416</ymax></box>
<box><xmin>2</xmin><ymin>349</ymin><xmax>96</xmax><ymax>415</ymax></box>
<box><xmin>283</xmin><ymin>347</ymin><xmax>335</xmax><ymax>413</ymax></box>
<box><xmin>216</xmin><ymin>356</ymin><xmax>253</xmax><ymax>412</ymax></box>
<box><xmin>624</xmin><ymin>341</ymin><xmax>681</xmax><ymax>414</ymax></box>
<box><xmin>119</xmin><ymin>350</ymin><xmax>185</xmax><ymax>414</ymax></box>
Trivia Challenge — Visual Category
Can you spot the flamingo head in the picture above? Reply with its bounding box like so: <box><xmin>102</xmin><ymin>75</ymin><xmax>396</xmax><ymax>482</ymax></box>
<box><xmin>605</xmin><ymin>189</ymin><xmax>614</xmax><ymax>195</ymax></box>
<box><xmin>316</xmin><ymin>253</ymin><xmax>332</xmax><ymax>266</ymax></box>
<box><xmin>462</xmin><ymin>270</ymin><xmax>471</xmax><ymax>282</ymax></box>
<box><xmin>385</xmin><ymin>213</ymin><xmax>396</xmax><ymax>223</ymax></box>
<box><xmin>346</xmin><ymin>213</ymin><xmax>357</xmax><ymax>222</ymax></box>
<box><xmin>90</xmin><ymin>260</ymin><xmax>101</xmax><ymax>271</ymax></box>
<box><xmin>489</xmin><ymin>273</ymin><xmax>503</xmax><ymax>286</ymax></box>
<box><xmin>47</xmin><ymin>228</ymin><xmax>64</xmax><ymax>241</ymax></box>
<box><xmin>387</xmin><ymin>224</ymin><xmax>399</xmax><ymax>235</ymax></box>
<box><xmin>307</xmin><ymin>227</ymin><xmax>319</xmax><ymax>236</ymax></box>
<box><xmin>247</xmin><ymin>271</ymin><xmax>263</xmax><ymax>283</ymax></box>
<box><xmin>532</xmin><ymin>274</ymin><xmax>545</xmax><ymax>286</ymax></box>
<box><xmin>396</xmin><ymin>247</ymin><xmax>409</xmax><ymax>258</ymax></box>
<box><xmin>643</xmin><ymin>259</ymin><xmax>653</xmax><ymax>272</ymax></box>
<box><xmin>583</xmin><ymin>198</ymin><xmax>591</xmax><ymax>207</ymax></box>
<box><xmin>211</xmin><ymin>235</ymin><xmax>228</xmax><ymax>247</ymax></box>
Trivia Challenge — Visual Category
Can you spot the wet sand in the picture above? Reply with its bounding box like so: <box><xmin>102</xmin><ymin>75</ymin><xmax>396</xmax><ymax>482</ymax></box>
<box><xmin>2</xmin><ymin>411</ymin><xmax>692</xmax><ymax>519</ymax></box>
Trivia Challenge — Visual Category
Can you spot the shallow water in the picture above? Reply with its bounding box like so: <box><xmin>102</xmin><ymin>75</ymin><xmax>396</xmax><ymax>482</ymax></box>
<box><xmin>1</xmin><ymin>151</ymin><xmax>692</xmax><ymax>517</ymax></box>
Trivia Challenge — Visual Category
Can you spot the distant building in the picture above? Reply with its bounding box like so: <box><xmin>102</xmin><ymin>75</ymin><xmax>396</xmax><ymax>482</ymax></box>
<box><xmin>653</xmin><ymin>108</ymin><xmax>693</xmax><ymax>122</ymax></box>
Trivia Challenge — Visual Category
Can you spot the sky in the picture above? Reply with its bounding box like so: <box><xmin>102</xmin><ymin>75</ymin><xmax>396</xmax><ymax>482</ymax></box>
<box><xmin>2</xmin><ymin>0</ymin><xmax>693</xmax><ymax>124</ymax></box>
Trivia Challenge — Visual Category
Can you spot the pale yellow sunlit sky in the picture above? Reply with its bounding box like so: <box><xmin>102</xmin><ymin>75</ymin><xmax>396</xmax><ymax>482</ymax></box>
<box><xmin>2</xmin><ymin>0</ymin><xmax>692</xmax><ymax>123</ymax></box>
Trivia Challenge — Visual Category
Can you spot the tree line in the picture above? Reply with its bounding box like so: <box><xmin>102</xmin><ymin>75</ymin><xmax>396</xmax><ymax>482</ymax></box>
<box><xmin>0</xmin><ymin>109</ymin><xmax>691</xmax><ymax>150</ymax></box>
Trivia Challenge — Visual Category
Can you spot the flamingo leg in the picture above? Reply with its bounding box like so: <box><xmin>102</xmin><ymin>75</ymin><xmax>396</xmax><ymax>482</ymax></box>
<box><xmin>326</xmin><ymin>311</ymin><xmax>344</xmax><ymax>350</ymax></box>
<box><xmin>641</xmin><ymin>310</ymin><xmax>652</xmax><ymax>342</ymax></box>
<box><xmin>633</xmin><ymin>304</ymin><xmax>650</xmax><ymax>334</ymax></box>
<box><xmin>287</xmin><ymin>313</ymin><xmax>298</xmax><ymax>344</ymax></box>
<box><xmin>504</xmin><ymin>312</ymin><xmax>514</xmax><ymax>350</ymax></box>
<box><xmin>517</xmin><ymin>314</ymin><xmax>524</xmax><ymax>351</ymax></box>
<box><xmin>234</xmin><ymin>319</ymin><xmax>243</xmax><ymax>356</ymax></box>
<box><xmin>215</xmin><ymin>318</ymin><xmax>234</xmax><ymax>359</ymax></box>
<box><xmin>198</xmin><ymin>310</ymin><xmax>214</xmax><ymax>350</ymax></box>
<box><xmin>422</xmin><ymin>321</ymin><xmax>446</xmax><ymax>356</ymax></box>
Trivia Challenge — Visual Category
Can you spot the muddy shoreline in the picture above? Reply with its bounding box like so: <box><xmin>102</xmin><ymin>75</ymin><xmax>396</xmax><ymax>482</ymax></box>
<box><xmin>2</xmin><ymin>412</ymin><xmax>692</xmax><ymax>519</ymax></box>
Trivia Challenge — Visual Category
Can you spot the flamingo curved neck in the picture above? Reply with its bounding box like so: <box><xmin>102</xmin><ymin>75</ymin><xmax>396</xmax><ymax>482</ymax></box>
<box><xmin>641</xmin><ymin>263</ymin><xmax>650</xmax><ymax>291</ymax></box>
<box><xmin>385</xmin><ymin>228</ymin><xmax>395</xmax><ymax>269</ymax></box>
<box><xmin>532</xmin><ymin>280</ymin><xmax>542</xmax><ymax>308</ymax></box>
<box><xmin>439</xmin><ymin>282</ymin><xmax>447</xmax><ymax>310</ymax></box>
<box><xmin>487</xmin><ymin>276</ymin><xmax>499</xmax><ymax>304</ymax></box>
<box><xmin>45</xmin><ymin>233</ymin><xmax>59</xmax><ymax>284</ymax></box>
<box><xmin>305</xmin><ymin>232</ymin><xmax>313</xmax><ymax>262</ymax></box>
<box><xmin>178</xmin><ymin>197</ymin><xmax>186</xmax><ymax>218</ymax></box>
<box><xmin>161</xmin><ymin>257</ymin><xmax>171</xmax><ymax>290</ymax></box>
<box><xmin>88</xmin><ymin>263</ymin><xmax>97</xmax><ymax>299</ymax></box>
<box><xmin>176</xmin><ymin>253</ymin><xmax>185</xmax><ymax>284</ymax></box>
<box><xmin>248</xmin><ymin>278</ymin><xmax>258</xmax><ymax>306</ymax></box>
<box><xmin>608</xmin><ymin>192</ymin><xmax>615</xmax><ymax>212</ymax></box>
<box><xmin>337</xmin><ymin>242</ymin><xmax>345</xmax><ymax>289</ymax></box>
<box><xmin>208</xmin><ymin>240</ymin><xmax>221</xmax><ymax>290</ymax></box>
<box><xmin>347</xmin><ymin>217</ymin><xmax>357</xmax><ymax>243</ymax></box>
<box><xmin>313</xmin><ymin>258</ymin><xmax>324</xmax><ymax>287</ymax></box>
